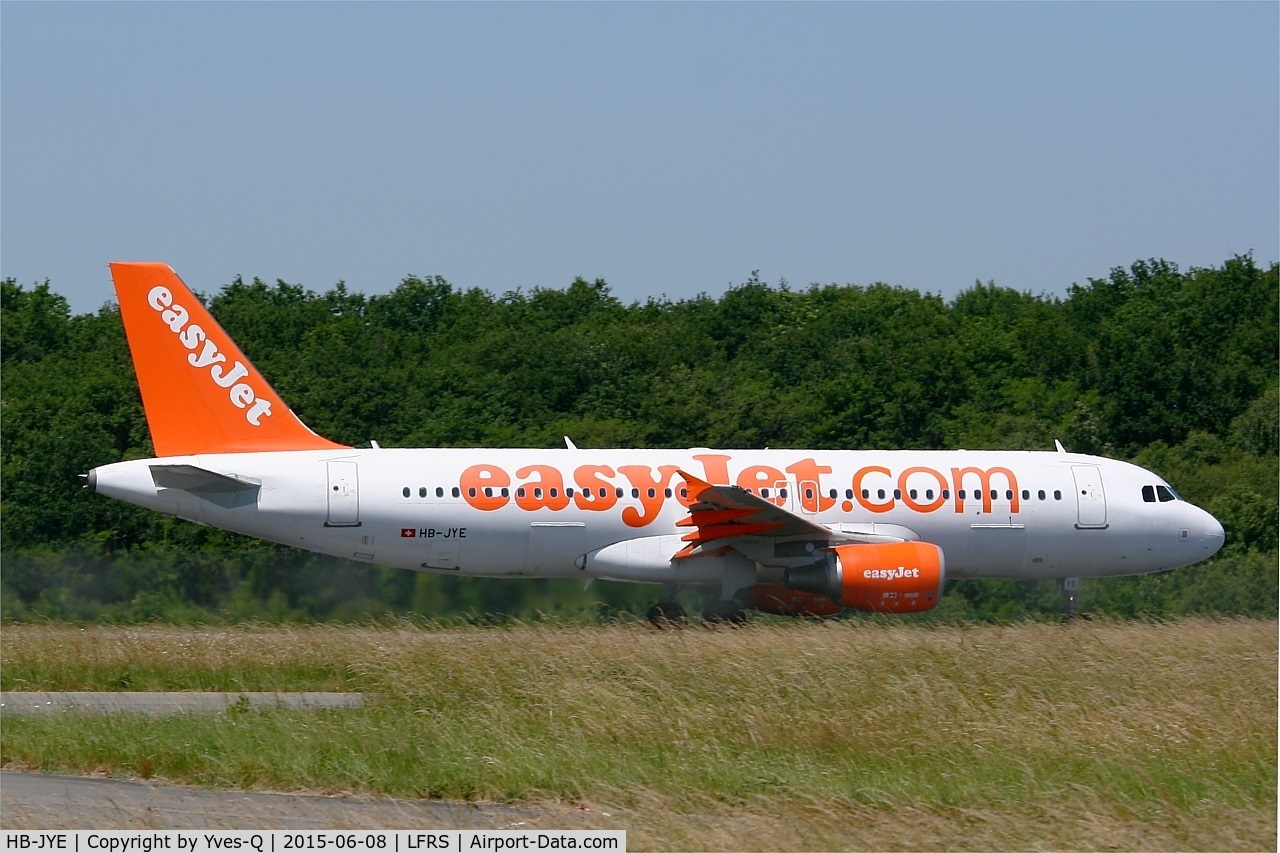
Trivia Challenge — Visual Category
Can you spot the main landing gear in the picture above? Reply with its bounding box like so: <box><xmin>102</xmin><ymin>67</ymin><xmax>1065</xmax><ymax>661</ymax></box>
<box><xmin>700</xmin><ymin>599</ymin><xmax>747</xmax><ymax>625</ymax></box>
<box><xmin>645</xmin><ymin>587</ymin><xmax>747</xmax><ymax>627</ymax></box>
<box><xmin>645</xmin><ymin>600</ymin><xmax>687</xmax><ymax>626</ymax></box>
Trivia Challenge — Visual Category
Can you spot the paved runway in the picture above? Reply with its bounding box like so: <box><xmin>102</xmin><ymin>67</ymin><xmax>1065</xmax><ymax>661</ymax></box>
<box><xmin>0</xmin><ymin>693</ymin><xmax>618</xmax><ymax>831</ymax></box>
<box><xmin>1</xmin><ymin>692</ymin><xmax>370</xmax><ymax>715</ymax></box>
<box><xmin>0</xmin><ymin>772</ymin><xmax>555</xmax><ymax>830</ymax></box>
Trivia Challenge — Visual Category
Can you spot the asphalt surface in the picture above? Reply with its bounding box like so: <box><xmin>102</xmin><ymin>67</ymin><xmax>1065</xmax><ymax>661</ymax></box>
<box><xmin>1</xmin><ymin>692</ymin><xmax>369</xmax><ymax>715</ymax></box>
<box><xmin>0</xmin><ymin>692</ymin><xmax>617</xmax><ymax>831</ymax></box>
<box><xmin>0</xmin><ymin>772</ymin><xmax>550</xmax><ymax>830</ymax></box>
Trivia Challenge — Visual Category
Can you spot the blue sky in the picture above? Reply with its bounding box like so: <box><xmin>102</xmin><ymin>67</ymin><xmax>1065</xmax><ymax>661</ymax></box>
<box><xmin>3</xmin><ymin>2</ymin><xmax>1276</xmax><ymax>316</ymax></box>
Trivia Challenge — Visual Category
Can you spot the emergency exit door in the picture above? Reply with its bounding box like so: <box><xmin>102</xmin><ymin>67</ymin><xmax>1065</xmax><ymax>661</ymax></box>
<box><xmin>1071</xmin><ymin>464</ymin><xmax>1107</xmax><ymax>529</ymax></box>
<box><xmin>326</xmin><ymin>461</ymin><xmax>361</xmax><ymax>527</ymax></box>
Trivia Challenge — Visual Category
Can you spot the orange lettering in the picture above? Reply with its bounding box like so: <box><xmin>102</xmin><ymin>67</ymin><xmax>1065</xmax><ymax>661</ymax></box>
<box><xmin>684</xmin><ymin>453</ymin><xmax>733</xmax><ymax>508</ymax></box>
<box><xmin>853</xmin><ymin>466</ymin><xmax>895</xmax><ymax>514</ymax></box>
<box><xmin>899</xmin><ymin>466</ymin><xmax>947</xmax><ymax>513</ymax></box>
<box><xmin>786</xmin><ymin>458</ymin><xmax>834</xmax><ymax>512</ymax></box>
<box><xmin>460</xmin><ymin>464</ymin><xmax>511</xmax><ymax>511</ymax></box>
<box><xmin>692</xmin><ymin>453</ymin><xmax>732</xmax><ymax>485</ymax></box>
<box><xmin>572</xmin><ymin>465</ymin><xmax>619</xmax><ymax>512</ymax></box>
<box><xmin>736</xmin><ymin>465</ymin><xmax>787</xmax><ymax>506</ymax></box>
<box><xmin>951</xmin><ymin>466</ymin><xmax>1019</xmax><ymax>514</ymax></box>
<box><xmin>619</xmin><ymin>464</ymin><xmax>681</xmax><ymax>527</ymax></box>
<box><xmin>515</xmin><ymin>465</ymin><xmax>570</xmax><ymax>511</ymax></box>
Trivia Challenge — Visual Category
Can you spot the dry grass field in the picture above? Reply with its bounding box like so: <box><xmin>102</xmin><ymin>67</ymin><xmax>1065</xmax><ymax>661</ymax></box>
<box><xmin>1</xmin><ymin>618</ymin><xmax>1275</xmax><ymax>850</ymax></box>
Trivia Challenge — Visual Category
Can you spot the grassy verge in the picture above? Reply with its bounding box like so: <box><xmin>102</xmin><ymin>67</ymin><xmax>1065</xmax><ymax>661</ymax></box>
<box><xmin>2</xmin><ymin>619</ymin><xmax>1275</xmax><ymax>850</ymax></box>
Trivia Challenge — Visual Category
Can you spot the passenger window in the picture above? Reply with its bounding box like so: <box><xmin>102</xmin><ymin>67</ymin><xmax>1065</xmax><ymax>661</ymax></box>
<box><xmin>762</xmin><ymin>488</ymin><xmax>770</xmax><ymax>498</ymax></box>
<box><xmin>958</xmin><ymin>490</ymin><xmax>966</xmax><ymax>500</ymax></box>
<box><xmin>1142</xmin><ymin>485</ymin><xmax>1156</xmax><ymax>502</ymax></box>
<box><xmin>829</xmin><ymin>489</ymin><xmax>838</xmax><ymax>499</ymax></box>
<box><xmin>877</xmin><ymin>489</ymin><xmax>886</xmax><ymax>500</ymax></box>
<box><xmin>484</xmin><ymin>487</ymin><xmax>493</xmax><ymax>497</ymax></box>
<box><xmin>647</xmin><ymin>488</ymin><xmax>656</xmax><ymax>498</ymax></box>
<box><xmin>517</xmin><ymin>487</ymin><xmax>526</xmax><ymax>498</ymax></box>
<box><xmin>665</xmin><ymin>488</ymin><xmax>672</xmax><ymax>498</ymax></box>
<box><xmin>909</xmin><ymin>489</ymin><xmax>918</xmax><ymax>499</ymax></box>
<box><xmin>1053</xmin><ymin>490</ymin><xmax>1061</xmax><ymax>500</ymax></box>
<box><xmin>926</xmin><ymin>489</ymin><xmax>934</xmax><ymax>500</ymax></box>
<box><xmin>566</xmin><ymin>487</ymin><xmax>575</xmax><ymax>497</ymax></box>
<box><xmin>451</xmin><ymin>487</ymin><xmax>460</xmax><ymax>498</ymax></box>
<box><xmin>436</xmin><ymin>487</ymin><xmax>444</xmax><ymax>498</ymax></box>
<box><xmin>501</xmin><ymin>488</ymin><xmax>509</xmax><ymax>498</ymax></box>
<box><xmin>942</xmin><ymin>490</ymin><xmax>950</xmax><ymax>500</ymax></box>
<box><xmin>861</xmin><ymin>489</ymin><xmax>869</xmax><ymax>499</ymax></box>
<box><xmin>780</xmin><ymin>489</ymin><xmax>788</xmax><ymax>498</ymax></box>
<box><xmin>468</xmin><ymin>487</ymin><xmax>476</xmax><ymax>498</ymax></box>
<box><xmin>402</xmin><ymin>487</ymin><xmax>410</xmax><ymax>498</ymax></box>
<box><xmin>1021</xmin><ymin>490</ymin><xmax>1029</xmax><ymax>500</ymax></box>
<box><xmin>419</xmin><ymin>487</ymin><xmax>427</xmax><ymax>498</ymax></box>
<box><xmin>631</xmin><ymin>488</ymin><xmax>640</xmax><ymax>498</ymax></box>
<box><xmin>1037</xmin><ymin>490</ymin><xmax>1045</xmax><ymax>500</ymax></box>
<box><xmin>616</xmin><ymin>488</ymin><xmax>624</xmax><ymax>498</ymax></box>
<box><xmin>846</xmin><ymin>489</ymin><xmax>854</xmax><ymax>499</ymax></box>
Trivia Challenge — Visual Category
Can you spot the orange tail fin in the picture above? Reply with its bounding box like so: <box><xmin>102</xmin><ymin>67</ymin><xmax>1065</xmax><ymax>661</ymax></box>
<box><xmin>110</xmin><ymin>262</ymin><xmax>349</xmax><ymax>456</ymax></box>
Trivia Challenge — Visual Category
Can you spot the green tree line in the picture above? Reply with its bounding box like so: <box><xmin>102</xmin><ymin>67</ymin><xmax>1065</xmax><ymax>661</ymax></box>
<box><xmin>2</xmin><ymin>256</ymin><xmax>1275</xmax><ymax>622</ymax></box>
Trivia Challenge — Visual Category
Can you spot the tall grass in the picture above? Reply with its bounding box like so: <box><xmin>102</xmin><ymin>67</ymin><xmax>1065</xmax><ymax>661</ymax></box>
<box><xmin>2</xmin><ymin>619</ymin><xmax>1275</xmax><ymax>850</ymax></box>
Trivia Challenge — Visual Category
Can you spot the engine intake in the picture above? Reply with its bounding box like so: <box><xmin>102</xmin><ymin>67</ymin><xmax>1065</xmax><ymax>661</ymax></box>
<box><xmin>786</xmin><ymin>541</ymin><xmax>944</xmax><ymax>613</ymax></box>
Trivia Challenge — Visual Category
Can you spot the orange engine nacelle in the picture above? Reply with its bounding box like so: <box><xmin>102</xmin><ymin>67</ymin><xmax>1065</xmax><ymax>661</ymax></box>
<box><xmin>785</xmin><ymin>542</ymin><xmax>945</xmax><ymax>614</ymax></box>
<box><xmin>749</xmin><ymin>583</ymin><xmax>844</xmax><ymax>618</ymax></box>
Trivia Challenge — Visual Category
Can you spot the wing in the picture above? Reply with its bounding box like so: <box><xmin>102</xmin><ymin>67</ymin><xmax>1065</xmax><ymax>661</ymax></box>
<box><xmin>673</xmin><ymin>470</ymin><xmax>832</xmax><ymax>560</ymax></box>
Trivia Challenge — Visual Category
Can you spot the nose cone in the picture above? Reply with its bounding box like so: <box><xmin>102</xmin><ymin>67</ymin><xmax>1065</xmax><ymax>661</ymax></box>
<box><xmin>1203</xmin><ymin>510</ymin><xmax>1225</xmax><ymax>558</ymax></box>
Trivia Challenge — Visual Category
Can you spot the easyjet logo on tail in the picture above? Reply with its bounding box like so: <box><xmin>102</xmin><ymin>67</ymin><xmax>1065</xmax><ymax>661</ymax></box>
<box><xmin>146</xmin><ymin>285</ymin><xmax>273</xmax><ymax>427</ymax></box>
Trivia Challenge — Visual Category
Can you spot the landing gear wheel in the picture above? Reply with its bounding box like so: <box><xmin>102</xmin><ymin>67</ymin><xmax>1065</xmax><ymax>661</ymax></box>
<box><xmin>1059</xmin><ymin>577</ymin><xmax>1089</xmax><ymax>622</ymax></box>
<box><xmin>701</xmin><ymin>600</ymin><xmax>747</xmax><ymax>626</ymax></box>
<box><xmin>646</xmin><ymin>601</ymin><xmax>687</xmax><ymax>628</ymax></box>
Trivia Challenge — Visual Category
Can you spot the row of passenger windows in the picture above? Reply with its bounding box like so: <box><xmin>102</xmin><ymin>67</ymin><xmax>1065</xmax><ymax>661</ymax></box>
<box><xmin>857</xmin><ymin>488</ymin><xmax>1063</xmax><ymax>502</ymax></box>
<box><xmin>400</xmin><ymin>485</ymin><xmax>1066</xmax><ymax>502</ymax></box>
<box><xmin>402</xmin><ymin>485</ymin><xmax>685</xmax><ymax>500</ymax></box>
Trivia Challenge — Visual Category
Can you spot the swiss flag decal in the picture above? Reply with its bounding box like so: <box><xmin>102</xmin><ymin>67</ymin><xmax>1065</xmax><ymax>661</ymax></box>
<box><xmin>401</xmin><ymin>528</ymin><xmax>416</xmax><ymax>538</ymax></box>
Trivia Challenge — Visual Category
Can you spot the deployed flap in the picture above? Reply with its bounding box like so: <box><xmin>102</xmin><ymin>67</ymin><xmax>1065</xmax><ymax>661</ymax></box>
<box><xmin>150</xmin><ymin>464</ymin><xmax>261</xmax><ymax>494</ymax></box>
<box><xmin>673</xmin><ymin>470</ymin><xmax>831</xmax><ymax>559</ymax></box>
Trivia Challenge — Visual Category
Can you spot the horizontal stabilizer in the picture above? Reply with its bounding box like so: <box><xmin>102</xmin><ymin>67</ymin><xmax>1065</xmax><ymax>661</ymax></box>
<box><xmin>150</xmin><ymin>464</ymin><xmax>261</xmax><ymax>494</ymax></box>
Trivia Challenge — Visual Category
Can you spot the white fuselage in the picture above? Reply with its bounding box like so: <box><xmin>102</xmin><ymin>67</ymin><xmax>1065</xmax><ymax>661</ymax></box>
<box><xmin>89</xmin><ymin>447</ymin><xmax>1225</xmax><ymax>587</ymax></box>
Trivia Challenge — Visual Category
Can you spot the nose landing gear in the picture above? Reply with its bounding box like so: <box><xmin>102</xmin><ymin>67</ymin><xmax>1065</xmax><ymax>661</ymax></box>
<box><xmin>1059</xmin><ymin>577</ymin><xmax>1086</xmax><ymax>621</ymax></box>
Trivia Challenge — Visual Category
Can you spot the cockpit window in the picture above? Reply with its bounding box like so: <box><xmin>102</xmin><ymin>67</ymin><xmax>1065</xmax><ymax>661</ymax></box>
<box><xmin>1156</xmin><ymin>484</ymin><xmax>1178</xmax><ymax>502</ymax></box>
<box><xmin>1142</xmin><ymin>485</ymin><xmax>1156</xmax><ymax>503</ymax></box>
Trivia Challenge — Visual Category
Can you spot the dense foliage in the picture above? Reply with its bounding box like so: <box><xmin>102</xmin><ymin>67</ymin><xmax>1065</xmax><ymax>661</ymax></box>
<box><xmin>2</xmin><ymin>256</ymin><xmax>1275</xmax><ymax>621</ymax></box>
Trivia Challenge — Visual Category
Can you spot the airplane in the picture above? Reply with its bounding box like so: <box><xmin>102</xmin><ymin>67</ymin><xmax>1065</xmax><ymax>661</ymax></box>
<box><xmin>87</xmin><ymin>262</ymin><xmax>1226</xmax><ymax>623</ymax></box>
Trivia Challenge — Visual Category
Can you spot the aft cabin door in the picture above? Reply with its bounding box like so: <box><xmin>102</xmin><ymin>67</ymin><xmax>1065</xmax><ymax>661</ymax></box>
<box><xmin>1071</xmin><ymin>464</ymin><xmax>1107</xmax><ymax>529</ymax></box>
<box><xmin>326</xmin><ymin>461</ymin><xmax>361</xmax><ymax>527</ymax></box>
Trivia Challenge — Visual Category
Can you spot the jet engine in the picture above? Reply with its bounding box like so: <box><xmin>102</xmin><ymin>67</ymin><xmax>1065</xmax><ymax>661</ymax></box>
<box><xmin>785</xmin><ymin>542</ymin><xmax>944</xmax><ymax>614</ymax></box>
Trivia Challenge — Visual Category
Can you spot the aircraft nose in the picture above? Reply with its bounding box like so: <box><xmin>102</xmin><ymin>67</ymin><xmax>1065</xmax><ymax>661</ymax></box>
<box><xmin>1202</xmin><ymin>511</ymin><xmax>1225</xmax><ymax>557</ymax></box>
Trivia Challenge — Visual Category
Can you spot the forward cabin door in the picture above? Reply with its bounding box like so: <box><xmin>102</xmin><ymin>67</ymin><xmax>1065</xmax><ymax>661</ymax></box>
<box><xmin>1071</xmin><ymin>464</ymin><xmax>1107</xmax><ymax>529</ymax></box>
<box><xmin>326</xmin><ymin>461</ymin><xmax>361</xmax><ymax>527</ymax></box>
